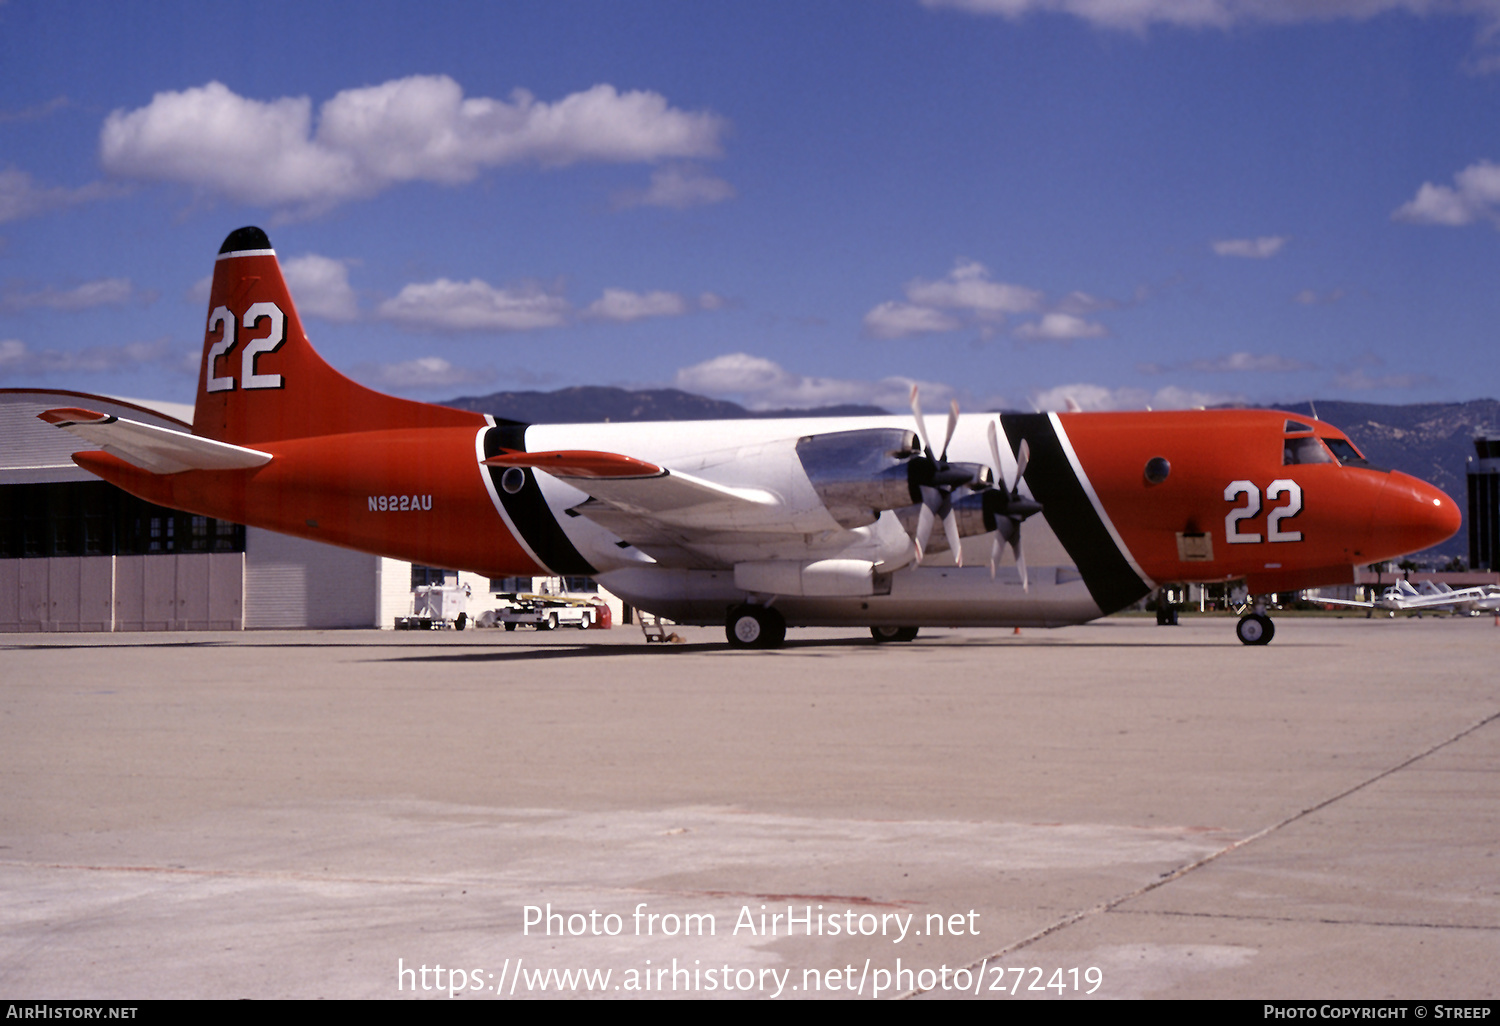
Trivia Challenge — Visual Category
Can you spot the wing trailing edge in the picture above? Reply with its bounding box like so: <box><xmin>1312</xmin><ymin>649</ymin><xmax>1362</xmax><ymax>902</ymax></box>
<box><xmin>39</xmin><ymin>407</ymin><xmax>273</xmax><ymax>475</ymax></box>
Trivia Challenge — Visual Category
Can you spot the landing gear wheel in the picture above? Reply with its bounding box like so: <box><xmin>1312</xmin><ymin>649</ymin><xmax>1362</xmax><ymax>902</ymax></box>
<box><xmin>1236</xmin><ymin>613</ymin><xmax>1275</xmax><ymax>646</ymax></box>
<box><xmin>503</xmin><ymin>621</ymin><xmax>516</xmax><ymax>631</ymax></box>
<box><xmin>870</xmin><ymin>626</ymin><xmax>919</xmax><ymax>643</ymax></box>
<box><xmin>726</xmin><ymin>604</ymin><xmax>787</xmax><ymax>649</ymax></box>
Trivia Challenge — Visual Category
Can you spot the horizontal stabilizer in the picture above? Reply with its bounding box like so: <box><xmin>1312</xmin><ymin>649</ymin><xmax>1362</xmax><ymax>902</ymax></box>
<box><xmin>39</xmin><ymin>407</ymin><xmax>273</xmax><ymax>475</ymax></box>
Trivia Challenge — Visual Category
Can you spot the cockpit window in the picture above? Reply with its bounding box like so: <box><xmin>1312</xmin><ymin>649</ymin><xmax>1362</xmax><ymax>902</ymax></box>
<box><xmin>1283</xmin><ymin>419</ymin><xmax>1314</xmax><ymax>433</ymax></box>
<box><xmin>1283</xmin><ymin>435</ymin><xmax>1334</xmax><ymax>465</ymax></box>
<box><xmin>1322</xmin><ymin>437</ymin><xmax>1367</xmax><ymax>466</ymax></box>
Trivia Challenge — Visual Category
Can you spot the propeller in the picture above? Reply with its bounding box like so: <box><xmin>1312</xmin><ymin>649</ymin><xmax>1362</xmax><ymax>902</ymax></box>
<box><xmin>983</xmin><ymin>420</ymin><xmax>1043</xmax><ymax>589</ymax></box>
<box><xmin>907</xmin><ymin>385</ymin><xmax>973</xmax><ymax>565</ymax></box>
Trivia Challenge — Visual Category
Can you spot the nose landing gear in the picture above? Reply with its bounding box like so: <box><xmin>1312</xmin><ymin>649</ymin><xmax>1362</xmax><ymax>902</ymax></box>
<box><xmin>1236</xmin><ymin>599</ymin><xmax>1276</xmax><ymax>646</ymax></box>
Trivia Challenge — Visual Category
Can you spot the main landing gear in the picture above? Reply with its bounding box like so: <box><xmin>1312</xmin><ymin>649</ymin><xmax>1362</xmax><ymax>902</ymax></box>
<box><xmin>1235</xmin><ymin>599</ymin><xmax>1276</xmax><ymax>646</ymax></box>
<box><xmin>870</xmin><ymin>626</ymin><xmax>919</xmax><ymax>643</ymax></box>
<box><xmin>726</xmin><ymin>603</ymin><xmax>786</xmax><ymax>649</ymax></box>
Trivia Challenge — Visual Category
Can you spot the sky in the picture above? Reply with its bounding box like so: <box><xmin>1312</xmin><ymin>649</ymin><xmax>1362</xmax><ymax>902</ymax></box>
<box><xmin>2</xmin><ymin>0</ymin><xmax>1499</xmax><ymax>415</ymax></box>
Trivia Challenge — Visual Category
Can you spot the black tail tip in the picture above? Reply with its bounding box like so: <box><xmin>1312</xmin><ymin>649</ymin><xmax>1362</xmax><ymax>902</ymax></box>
<box><xmin>219</xmin><ymin>226</ymin><xmax>272</xmax><ymax>255</ymax></box>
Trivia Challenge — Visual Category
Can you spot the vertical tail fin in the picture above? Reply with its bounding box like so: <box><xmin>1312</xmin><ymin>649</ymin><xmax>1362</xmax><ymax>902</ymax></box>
<box><xmin>193</xmin><ymin>226</ymin><xmax>484</xmax><ymax>444</ymax></box>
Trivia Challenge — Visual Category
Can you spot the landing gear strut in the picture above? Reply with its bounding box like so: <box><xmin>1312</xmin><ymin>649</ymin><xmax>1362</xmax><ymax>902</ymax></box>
<box><xmin>726</xmin><ymin>604</ymin><xmax>787</xmax><ymax>649</ymax></box>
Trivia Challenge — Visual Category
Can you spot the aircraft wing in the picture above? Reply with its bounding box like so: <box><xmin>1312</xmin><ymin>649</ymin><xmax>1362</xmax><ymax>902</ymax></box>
<box><xmin>483</xmin><ymin>449</ymin><xmax>781</xmax><ymax>528</ymax></box>
<box><xmin>1311</xmin><ymin>596</ymin><xmax>1375</xmax><ymax>609</ymax></box>
<box><xmin>39</xmin><ymin>408</ymin><xmax>273</xmax><ymax>475</ymax></box>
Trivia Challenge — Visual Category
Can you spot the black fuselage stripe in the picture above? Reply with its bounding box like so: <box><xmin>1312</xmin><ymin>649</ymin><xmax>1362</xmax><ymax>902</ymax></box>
<box><xmin>483</xmin><ymin>426</ymin><xmax>596</xmax><ymax>576</ymax></box>
<box><xmin>1000</xmin><ymin>413</ymin><xmax>1149</xmax><ymax>614</ymax></box>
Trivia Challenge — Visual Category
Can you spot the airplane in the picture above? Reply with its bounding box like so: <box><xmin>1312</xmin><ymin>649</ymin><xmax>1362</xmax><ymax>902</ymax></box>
<box><xmin>37</xmin><ymin>227</ymin><xmax>1462</xmax><ymax>648</ymax></box>
<box><xmin>1314</xmin><ymin>579</ymin><xmax>1500</xmax><ymax>616</ymax></box>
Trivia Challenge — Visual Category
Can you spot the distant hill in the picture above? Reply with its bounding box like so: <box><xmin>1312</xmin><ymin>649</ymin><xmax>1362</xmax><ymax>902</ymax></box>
<box><xmin>441</xmin><ymin>385</ymin><xmax>889</xmax><ymax>423</ymax></box>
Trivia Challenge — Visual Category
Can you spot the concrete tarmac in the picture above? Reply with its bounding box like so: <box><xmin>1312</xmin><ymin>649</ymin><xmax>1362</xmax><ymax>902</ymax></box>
<box><xmin>1</xmin><ymin>616</ymin><xmax>1496</xmax><ymax>1000</ymax></box>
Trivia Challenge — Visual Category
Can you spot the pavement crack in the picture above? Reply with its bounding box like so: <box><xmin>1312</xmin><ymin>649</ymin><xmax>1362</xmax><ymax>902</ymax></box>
<box><xmin>897</xmin><ymin>706</ymin><xmax>1500</xmax><ymax>999</ymax></box>
<box><xmin>1111</xmin><ymin>907</ymin><xmax>1500</xmax><ymax>932</ymax></box>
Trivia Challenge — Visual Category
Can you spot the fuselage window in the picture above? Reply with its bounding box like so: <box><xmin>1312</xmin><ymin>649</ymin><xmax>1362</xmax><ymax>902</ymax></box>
<box><xmin>1283</xmin><ymin>435</ymin><xmax>1334</xmax><ymax>465</ymax></box>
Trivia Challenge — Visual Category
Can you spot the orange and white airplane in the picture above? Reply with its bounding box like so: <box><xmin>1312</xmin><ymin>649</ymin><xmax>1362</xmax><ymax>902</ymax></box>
<box><xmin>39</xmin><ymin>227</ymin><xmax>1461</xmax><ymax>647</ymax></box>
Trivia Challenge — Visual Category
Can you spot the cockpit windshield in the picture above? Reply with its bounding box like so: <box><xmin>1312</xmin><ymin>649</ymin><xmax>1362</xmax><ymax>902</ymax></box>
<box><xmin>1322</xmin><ymin>437</ymin><xmax>1367</xmax><ymax>466</ymax></box>
<box><xmin>1283</xmin><ymin>436</ymin><xmax>1333</xmax><ymax>465</ymax></box>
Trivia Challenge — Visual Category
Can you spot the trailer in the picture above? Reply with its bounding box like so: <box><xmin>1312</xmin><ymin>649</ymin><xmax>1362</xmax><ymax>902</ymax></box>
<box><xmin>491</xmin><ymin>594</ymin><xmax>595</xmax><ymax>631</ymax></box>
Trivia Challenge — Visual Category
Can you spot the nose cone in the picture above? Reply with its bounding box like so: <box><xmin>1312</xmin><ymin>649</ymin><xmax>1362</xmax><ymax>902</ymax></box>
<box><xmin>1367</xmin><ymin>472</ymin><xmax>1462</xmax><ymax>560</ymax></box>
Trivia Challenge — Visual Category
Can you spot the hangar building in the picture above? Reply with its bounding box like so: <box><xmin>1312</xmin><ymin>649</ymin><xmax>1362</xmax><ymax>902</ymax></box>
<box><xmin>2</xmin><ymin>390</ymin><xmax>414</xmax><ymax>631</ymax></box>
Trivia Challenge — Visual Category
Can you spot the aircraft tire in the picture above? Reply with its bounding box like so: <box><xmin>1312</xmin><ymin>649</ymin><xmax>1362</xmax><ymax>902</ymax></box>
<box><xmin>870</xmin><ymin>626</ymin><xmax>919</xmax><ymax>643</ymax></box>
<box><xmin>726</xmin><ymin>604</ymin><xmax>786</xmax><ymax>649</ymax></box>
<box><xmin>504</xmin><ymin>621</ymin><xmax>516</xmax><ymax>631</ymax></box>
<box><xmin>1235</xmin><ymin>613</ymin><xmax>1275</xmax><ymax>646</ymax></box>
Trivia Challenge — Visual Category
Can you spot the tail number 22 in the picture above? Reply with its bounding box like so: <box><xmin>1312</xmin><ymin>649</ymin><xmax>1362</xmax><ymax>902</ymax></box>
<box><xmin>1225</xmin><ymin>480</ymin><xmax>1303</xmax><ymax>544</ymax></box>
<box><xmin>205</xmin><ymin>302</ymin><xmax>287</xmax><ymax>392</ymax></box>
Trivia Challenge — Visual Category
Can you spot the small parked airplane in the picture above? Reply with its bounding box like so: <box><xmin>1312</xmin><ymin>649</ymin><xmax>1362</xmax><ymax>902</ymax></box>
<box><xmin>1316</xmin><ymin>579</ymin><xmax>1500</xmax><ymax>615</ymax></box>
<box><xmin>39</xmin><ymin>227</ymin><xmax>1461</xmax><ymax>646</ymax></box>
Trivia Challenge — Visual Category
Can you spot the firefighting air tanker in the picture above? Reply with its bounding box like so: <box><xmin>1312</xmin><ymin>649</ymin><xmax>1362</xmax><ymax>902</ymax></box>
<box><xmin>39</xmin><ymin>228</ymin><xmax>1461</xmax><ymax>647</ymax></box>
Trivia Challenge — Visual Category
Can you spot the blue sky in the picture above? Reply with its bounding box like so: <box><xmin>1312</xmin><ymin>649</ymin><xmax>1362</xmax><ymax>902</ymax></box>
<box><xmin>2</xmin><ymin>0</ymin><xmax>1499</xmax><ymax>414</ymax></box>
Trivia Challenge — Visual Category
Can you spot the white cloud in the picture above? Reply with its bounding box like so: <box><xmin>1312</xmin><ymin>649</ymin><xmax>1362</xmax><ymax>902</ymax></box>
<box><xmin>1190</xmin><ymin>351</ymin><xmax>1315</xmax><ymax>372</ymax></box>
<box><xmin>903</xmin><ymin>260</ymin><xmax>1044</xmax><ymax>318</ymax></box>
<box><xmin>1330</xmin><ymin>367</ymin><xmax>1437</xmax><ymax>390</ymax></box>
<box><xmin>921</xmin><ymin>1</ymin><xmax>1500</xmax><ymax>35</ymax></box>
<box><xmin>99</xmin><ymin>77</ymin><xmax>729</xmax><ymax>214</ymax></box>
<box><xmin>1392</xmin><ymin>160</ymin><xmax>1500</xmax><ymax>227</ymax></box>
<box><xmin>862</xmin><ymin>259</ymin><xmax>1044</xmax><ymax>340</ymax></box>
<box><xmin>0</xmin><ymin>336</ymin><xmax>176</xmax><ymax>377</ymax></box>
<box><xmin>376</xmin><ymin>278</ymin><xmax>570</xmax><ymax>332</ymax></box>
<box><xmin>1014</xmin><ymin>312</ymin><xmax>1108</xmax><ymax>340</ymax></box>
<box><xmin>1211</xmin><ymin>235</ymin><xmax>1288</xmax><ymax>258</ymax></box>
<box><xmin>1030</xmin><ymin>381</ymin><xmax>1243</xmax><ymax>411</ymax></box>
<box><xmin>0</xmin><ymin>278</ymin><xmax>140</xmax><ymax>312</ymax></box>
<box><xmin>613</xmin><ymin>164</ymin><xmax>736</xmax><ymax>209</ymax></box>
<box><xmin>0</xmin><ymin>167</ymin><xmax>119</xmax><ymax>224</ymax></box>
<box><xmin>0</xmin><ymin>96</ymin><xmax>70</xmax><ymax>124</ymax></box>
<box><xmin>674</xmin><ymin>352</ymin><xmax>952</xmax><ymax>411</ymax></box>
<box><xmin>583</xmin><ymin>289</ymin><xmax>690</xmax><ymax>322</ymax></box>
<box><xmin>281</xmin><ymin>254</ymin><xmax>359</xmax><ymax>321</ymax></box>
<box><xmin>862</xmin><ymin>301</ymin><xmax>964</xmax><ymax>339</ymax></box>
<box><xmin>352</xmin><ymin>356</ymin><xmax>498</xmax><ymax>390</ymax></box>
<box><xmin>1293</xmin><ymin>287</ymin><xmax>1345</xmax><ymax>305</ymax></box>
<box><xmin>1330</xmin><ymin>354</ymin><xmax>1437</xmax><ymax>391</ymax></box>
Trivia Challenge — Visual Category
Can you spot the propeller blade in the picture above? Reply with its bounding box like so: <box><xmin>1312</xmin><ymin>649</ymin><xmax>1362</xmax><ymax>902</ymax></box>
<box><xmin>1014</xmin><ymin>437</ymin><xmax>1030</xmax><ymax>484</ymax></box>
<box><xmin>987</xmin><ymin>420</ymin><xmax>1005</xmax><ymax>490</ymax></box>
<box><xmin>1012</xmin><ymin>530</ymin><xmax>1028</xmax><ymax>592</ymax></box>
<box><xmin>909</xmin><ymin>384</ymin><xmax>933</xmax><ymax>457</ymax></box>
<box><xmin>989</xmin><ymin>533</ymin><xmax>1002</xmax><ymax>578</ymax></box>
<box><xmin>941</xmin><ymin>399</ymin><xmax>959</xmax><ymax>461</ymax></box>
<box><xmin>913</xmin><ymin>500</ymin><xmax>935</xmax><ymax>563</ymax></box>
<box><xmin>942</xmin><ymin>509</ymin><xmax>963</xmax><ymax>567</ymax></box>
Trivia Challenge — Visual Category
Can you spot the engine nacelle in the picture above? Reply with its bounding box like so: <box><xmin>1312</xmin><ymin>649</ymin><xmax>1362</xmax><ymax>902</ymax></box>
<box><xmin>795</xmin><ymin>428</ymin><xmax>922</xmax><ymax>528</ymax></box>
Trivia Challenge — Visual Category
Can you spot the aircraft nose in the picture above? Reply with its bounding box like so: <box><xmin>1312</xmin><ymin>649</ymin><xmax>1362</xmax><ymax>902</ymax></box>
<box><xmin>1369</xmin><ymin>473</ymin><xmax>1461</xmax><ymax>558</ymax></box>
